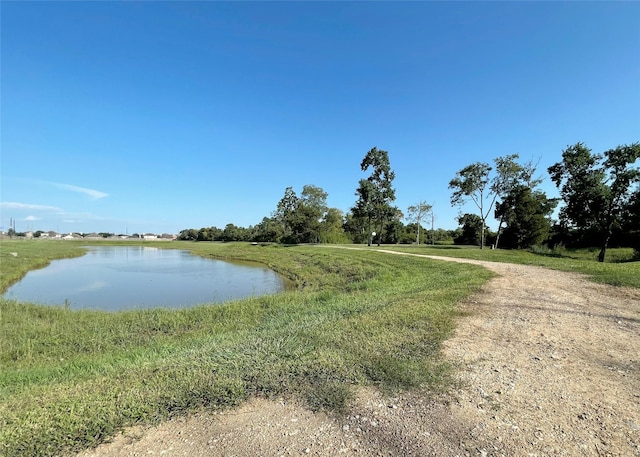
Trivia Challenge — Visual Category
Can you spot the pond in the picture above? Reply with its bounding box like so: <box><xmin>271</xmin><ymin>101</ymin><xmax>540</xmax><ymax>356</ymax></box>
<box><xmin>3</xmin><ymin>246</ymin><xmax>290</xmax><ymax>311</ymax></box>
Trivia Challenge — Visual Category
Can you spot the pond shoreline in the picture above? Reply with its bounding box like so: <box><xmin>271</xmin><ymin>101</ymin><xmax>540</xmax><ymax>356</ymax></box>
<box><xmin>3</xmin><ymin>245</ymin><xmax>288</xmax><ymax>311</ymax></box>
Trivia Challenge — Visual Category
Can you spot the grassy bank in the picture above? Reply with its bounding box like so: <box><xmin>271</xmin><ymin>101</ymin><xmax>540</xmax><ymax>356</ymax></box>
<box><xmin>1</xmin><ymin>240</ymin><xmax>492</xmax><ymax>456</ymax></box>
<box><xmin>2</xmin><ymin>240</ymin><xmax>636</xmax><ymax>456</ymax></box>
<box><xmin>0</xmin><ymin>240</ymin><xmax>86</xmax><ymax>291</ymax></box>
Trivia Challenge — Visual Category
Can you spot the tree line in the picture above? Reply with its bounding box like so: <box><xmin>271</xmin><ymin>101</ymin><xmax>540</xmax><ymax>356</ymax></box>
<box><xmin>178</xmin><ymin>142</ymin><xmax>639</xmax><ymax>262</ymax></box>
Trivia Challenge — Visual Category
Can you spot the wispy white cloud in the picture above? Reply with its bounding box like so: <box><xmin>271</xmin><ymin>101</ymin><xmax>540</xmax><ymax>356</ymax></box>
<box><xmin>0</xmin><ymin>202</ymin><xmax>63</xmax><ymax>212</ymax></box>
<box><xmin>51</xmin><ymin>182</ymin><xmax>108</xmax><ymax>200</ymax></box>
<box><xmin>9</xmin><ymin>178</ymin><xmax>108</xmax><ymax>200</ymax></box>
<box><xmin>25</xmin><ymin>215</ymin><xmax>42</xmax><ymax>221</ymax></box>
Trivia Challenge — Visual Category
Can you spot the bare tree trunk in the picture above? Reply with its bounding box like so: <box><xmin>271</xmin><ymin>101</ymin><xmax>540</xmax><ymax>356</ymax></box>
<box><xmin>431</xmin><ymin>212</ymin><xmax>435</xmax><ymax>246</ymax></box>
<box><xmin>598</xmin><ymin>216</ymin><xmax>615</xmax><ymax>262</ymax></box>
<box><xmin>494</xmin><ymin>215</ymin><xmax>505</xmax><ymax>249</ymax></box>
<box><xmin>598</xmin><ymin>231</ymin><xmax>611</xmax><ymax>263</ymax></box>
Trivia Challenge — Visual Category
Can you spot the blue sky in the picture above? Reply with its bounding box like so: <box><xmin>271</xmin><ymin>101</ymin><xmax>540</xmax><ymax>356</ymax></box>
<box><xmin>2</xmin><ymin>1</ymin><xmax>639</xmax><ymax>235</ymax></box>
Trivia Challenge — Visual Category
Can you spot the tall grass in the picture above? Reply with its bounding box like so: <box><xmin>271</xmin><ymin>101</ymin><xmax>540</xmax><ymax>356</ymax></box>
<box><xmin>0</xmin><ymin>240</ymin><xmax>492</xmax><ymax>456</ymax></box>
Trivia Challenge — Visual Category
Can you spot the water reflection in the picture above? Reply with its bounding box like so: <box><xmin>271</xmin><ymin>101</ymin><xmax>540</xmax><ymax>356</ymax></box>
<box><xmin>4</xmin><ymin>246</ymin><xmax>288</xmax><ymax>311</ymax></box>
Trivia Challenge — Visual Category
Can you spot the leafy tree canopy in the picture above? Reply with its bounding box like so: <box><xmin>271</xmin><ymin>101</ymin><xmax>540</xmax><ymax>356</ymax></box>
<box><xmin>548</xmin><ymin>142</ymin><xmax>639</xmax><ymax>261</ymax></box>
<box><xmin>353</xmin><ymin>147</ymin><xmax>396</xmax><ymax>246</ymax></box>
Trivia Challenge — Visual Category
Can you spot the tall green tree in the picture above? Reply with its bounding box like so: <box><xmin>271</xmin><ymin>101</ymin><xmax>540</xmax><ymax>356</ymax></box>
<box><xmin>495</xmin><ymin>186</ymin><xmax>557</xmax><ymax>249</ymax></box>
<box><xmin>275</xmin><ymin>187</ymin><xmax>299</xmax><ymax>242</ymax></box>
<box><xmin>197</xmin><ymin>226</ymin><xmax>223</xmax><ymax>241</ymax></box>
<box><xmin>450</xmin><ymin>154</ymin><xmax>537</xmax><ymax>249</ymax></box>
<box><xmin>406</xmin><ymin>201</ymin><xmax>432</xmax><ymax>244</ymax></box>
<box><xmin>382</xmin><ymin>208</ymin><xmax>404</xmax><ymax>244</ymax></box>
<box><xmin>548</xmin><ymin>142</ymin><xmax>640</xmax><ymax>262</ymax></box>
<box><xmin>492</xmin><ymin>155</ymin><xmax>540</xmax><ymax>249</ymax></box>
<box><xmin>252</xmin><ymin>217</ymin><xmax>282</xmax><ymax>242</ymax></box>
<box><xmin>353</xmin><ymin>147</ymin><xmax>396</xmax><ymax>246</ymax></box>
<box><xmin>352</xmin><ymin>179</ymin><xmax>376</xmax><ymax>246</ymax></box>
<box><xmin>299</xmin><ymin>185</ymin><xmax>328</xmax><ymax>243</ymax></box>
<box><xmin>449</xmin><ymin>162</ymin><xmax>492</xmax><ymax>249</ymax></box>
<box><xmin>274</xmin><ymin>185</ymin><xmax>329</xmax><ymax>243</ymax></box>
<box><xmin>319</xmin><ymin>208</ymin><xmax>349</xmax><ymax>243</ymax></box>
<box><xmin>623</xmin><ymin>187</ymin><xmax>640</xmax><ymax>257</ymax></box>
<box><xmin>343</xmin><ymin>211</ymin><xmax>367</xmax><ymax>244</ymax></box>
<box><xmin>222</xmin><ymin>224</ymin><xmax>249</xmax><ymax>242</ymax></box>
<box><xmin>454</xmin><ymin>213</ymin><xmax>487</xmax><ymax>246</ymax></box>
<box><xmin>177</xmin><ymin>228</ymin><xmax>198</xmax><ymax>241</ymax></box>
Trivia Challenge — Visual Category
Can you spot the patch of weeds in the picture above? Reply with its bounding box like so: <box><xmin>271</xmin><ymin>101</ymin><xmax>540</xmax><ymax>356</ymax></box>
<box><xmin>304</xmin><ymin>381</ymin><xmax>353</xmax><ymax>414</ymax></box>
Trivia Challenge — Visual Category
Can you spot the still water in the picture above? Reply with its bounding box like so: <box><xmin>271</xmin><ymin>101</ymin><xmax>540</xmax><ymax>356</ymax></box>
<box><xmin>4</xmin><ymin>246</ymin><xmax>288</xmax><ymax>311</ymax></box>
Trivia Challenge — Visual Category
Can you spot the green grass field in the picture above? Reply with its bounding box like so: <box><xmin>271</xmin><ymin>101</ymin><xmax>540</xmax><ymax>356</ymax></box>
<box><xmin>367</xmin><ymin>244</ymin><xmax>640</xmax><ymax>288</ymax></box>
<box><xmin>0</xmin><ymin>239</ymin><xmax>637</xmax><ymax>456</ymax></box>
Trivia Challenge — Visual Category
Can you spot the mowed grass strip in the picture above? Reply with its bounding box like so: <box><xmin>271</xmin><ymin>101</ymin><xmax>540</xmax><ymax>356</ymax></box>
<box><xmin>0</xmin><ymin>240</ymin><xmax>491</xmax><ymax>457</ymax></box>
<box><xmin>0</xmin><ymin>240</ymin><xmax>86</xmax><ymax>291</ymax></box>
<box><xmin>369</xmin><ymin>244</ymin><xmax>640</xmax><ymax>288</ymax></box>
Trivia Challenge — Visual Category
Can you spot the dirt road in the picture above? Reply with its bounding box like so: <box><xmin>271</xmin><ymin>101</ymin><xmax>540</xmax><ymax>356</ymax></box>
<box><xmin>79</xmin><ymin>254</ymin><xmax>640</xmax><ymax>457</ymax></box>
